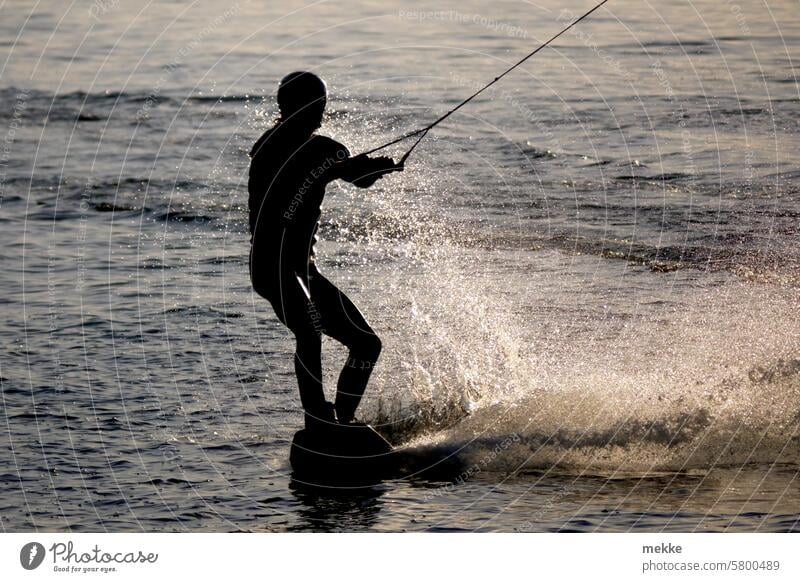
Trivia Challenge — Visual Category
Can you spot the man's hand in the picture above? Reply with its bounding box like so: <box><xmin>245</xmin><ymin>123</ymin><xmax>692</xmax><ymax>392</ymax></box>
<box><xmin>369</xmin><ymin>155</ymin><xmax>404</xmax><ymax>176</ymax></box>
<box><xmin>347</xmin><ymin>154</ymin><xmax>403</xmax><ymax>188</ymax></box>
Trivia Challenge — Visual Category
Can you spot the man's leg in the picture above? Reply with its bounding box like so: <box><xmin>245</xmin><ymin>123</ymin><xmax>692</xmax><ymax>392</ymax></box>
<box><xmin>292</xmin><ymin>331</ymin><xmax>325</xmax><ymax>414</ymax></box>
<box><xmin>268</xmin><ymin>273</ymin><xmax>334</xmax><ymax>428</ymax></box>
<box><xmin>310</xmin><ymin>271</ymin><xmax>382</xmax><ymax>424</ymax></box>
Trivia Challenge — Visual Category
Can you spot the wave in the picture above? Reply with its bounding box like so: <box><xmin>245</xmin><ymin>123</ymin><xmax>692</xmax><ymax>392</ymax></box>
<box><xmin>380</xmin><ymin>352</ymin><xmax>800</xmax><ymax>477</ymax></box>
<box><xmin>359</xmin><ymin>239</ymin><xmax>800</xmax><ymax>476</ymax></box>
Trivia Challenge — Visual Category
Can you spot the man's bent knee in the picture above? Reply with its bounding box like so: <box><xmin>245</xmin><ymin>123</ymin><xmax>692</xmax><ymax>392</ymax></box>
<box><xmin>351</xmin><ymin>334</ymin><xmax>381</xmax><ymax>364</ymax></box>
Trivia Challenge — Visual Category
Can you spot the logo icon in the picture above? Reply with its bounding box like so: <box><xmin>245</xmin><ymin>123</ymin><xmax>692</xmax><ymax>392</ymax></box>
<box><xmin>20</xmin><ymin>542</ymin><xmax>46</xmax><ymax>570</ymax></box>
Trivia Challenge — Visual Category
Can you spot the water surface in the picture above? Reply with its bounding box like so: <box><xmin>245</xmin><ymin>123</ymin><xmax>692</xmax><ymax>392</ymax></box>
<box><xmin>1</xmin><ymin>0</ymin><xmax>799</xmax><ymax>532</ymax></box>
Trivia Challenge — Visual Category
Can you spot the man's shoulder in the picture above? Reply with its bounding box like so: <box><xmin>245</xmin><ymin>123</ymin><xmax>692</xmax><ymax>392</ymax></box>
<box><xmin>250</xmin><ymin>126</ymin><xmax>278</xmax><ymax>158</ymax></box>
<box><xmin>249</xmin><ymin>129</ymin><xmax>350</xmax><ymax>161</ymax></box>
<box><xmin>311</xmin><ymin>134</ymin><xmax>349</xmax><ymax>159</ymax></box>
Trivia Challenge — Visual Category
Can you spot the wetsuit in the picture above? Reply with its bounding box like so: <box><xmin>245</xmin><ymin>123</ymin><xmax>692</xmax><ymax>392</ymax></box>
<box><xmin>248</xmin><ymin>121</ymin><xmax>387</xmax><ymax>423</ymax></box>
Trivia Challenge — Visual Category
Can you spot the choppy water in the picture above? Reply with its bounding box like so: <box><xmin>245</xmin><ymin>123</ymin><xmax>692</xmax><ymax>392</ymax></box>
<box><xmin>1</xmin><ymin>0</ymin><xmax>799</xmax><ymax>532</ymax></box>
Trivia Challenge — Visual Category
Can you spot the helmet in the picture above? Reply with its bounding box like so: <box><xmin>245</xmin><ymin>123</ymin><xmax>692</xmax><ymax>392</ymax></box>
<box><xmin>277</xmin><ymin>71</ymin><xmax>327</xmax><ymax>118</ymax></box>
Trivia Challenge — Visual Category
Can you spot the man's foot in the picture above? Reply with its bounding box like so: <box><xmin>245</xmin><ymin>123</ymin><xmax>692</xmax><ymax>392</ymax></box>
<box><xmin>335</xmin><ymin>407</ymin><xmax>359</xmax><ymax>425</ymax></box>
<box><xmin>336</xmin><ymin>414</ymin><xmax>367</xmax><ymax>426</ymax></box>
<box><xmin>334</xmin><ymin>401</ymin><xmax>358</xmax><ymax>425</ymax></box>
<box><xmin>304</xmin><ymin>401</ymin><xmax>336</xmax><ymax>431</ymax></box>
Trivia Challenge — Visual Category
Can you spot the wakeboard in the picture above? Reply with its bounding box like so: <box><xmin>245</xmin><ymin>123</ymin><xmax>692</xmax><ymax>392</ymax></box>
<box><xmin>290</xmin><ymin>422</ymin><xmax>394</xmax><ymax>483</ymax></box>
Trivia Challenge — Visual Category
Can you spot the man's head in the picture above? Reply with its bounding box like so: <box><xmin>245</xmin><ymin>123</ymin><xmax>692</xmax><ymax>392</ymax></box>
<box><xmin>277</xmin><ymin>71</ymin><xmax>327</xmax><ymax>130</ymax></box>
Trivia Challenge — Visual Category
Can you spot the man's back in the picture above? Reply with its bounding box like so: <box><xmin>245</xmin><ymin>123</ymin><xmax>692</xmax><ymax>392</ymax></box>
<box><xmin>248</xmin><ymin>123</ymin><xmax>348</xmax><ymax>267</ymax></box>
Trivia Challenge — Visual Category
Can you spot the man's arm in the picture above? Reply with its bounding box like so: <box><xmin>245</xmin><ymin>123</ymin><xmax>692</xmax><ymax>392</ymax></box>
<box><xmin>336</xmin><ymin>154</ymin><xmax>403</xmax><ymax>188</ymax></box>
<box><xmin>324</xmin><ymin>140</ymin><xmax>403</xmax><ymax>188</ymax></box>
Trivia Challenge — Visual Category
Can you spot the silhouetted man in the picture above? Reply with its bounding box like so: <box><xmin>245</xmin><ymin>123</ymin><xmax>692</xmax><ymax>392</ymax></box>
<box><xmin>248</xmin><ymin>71</ymin><xmax>402</xmax><ymax>430</ymax></box>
